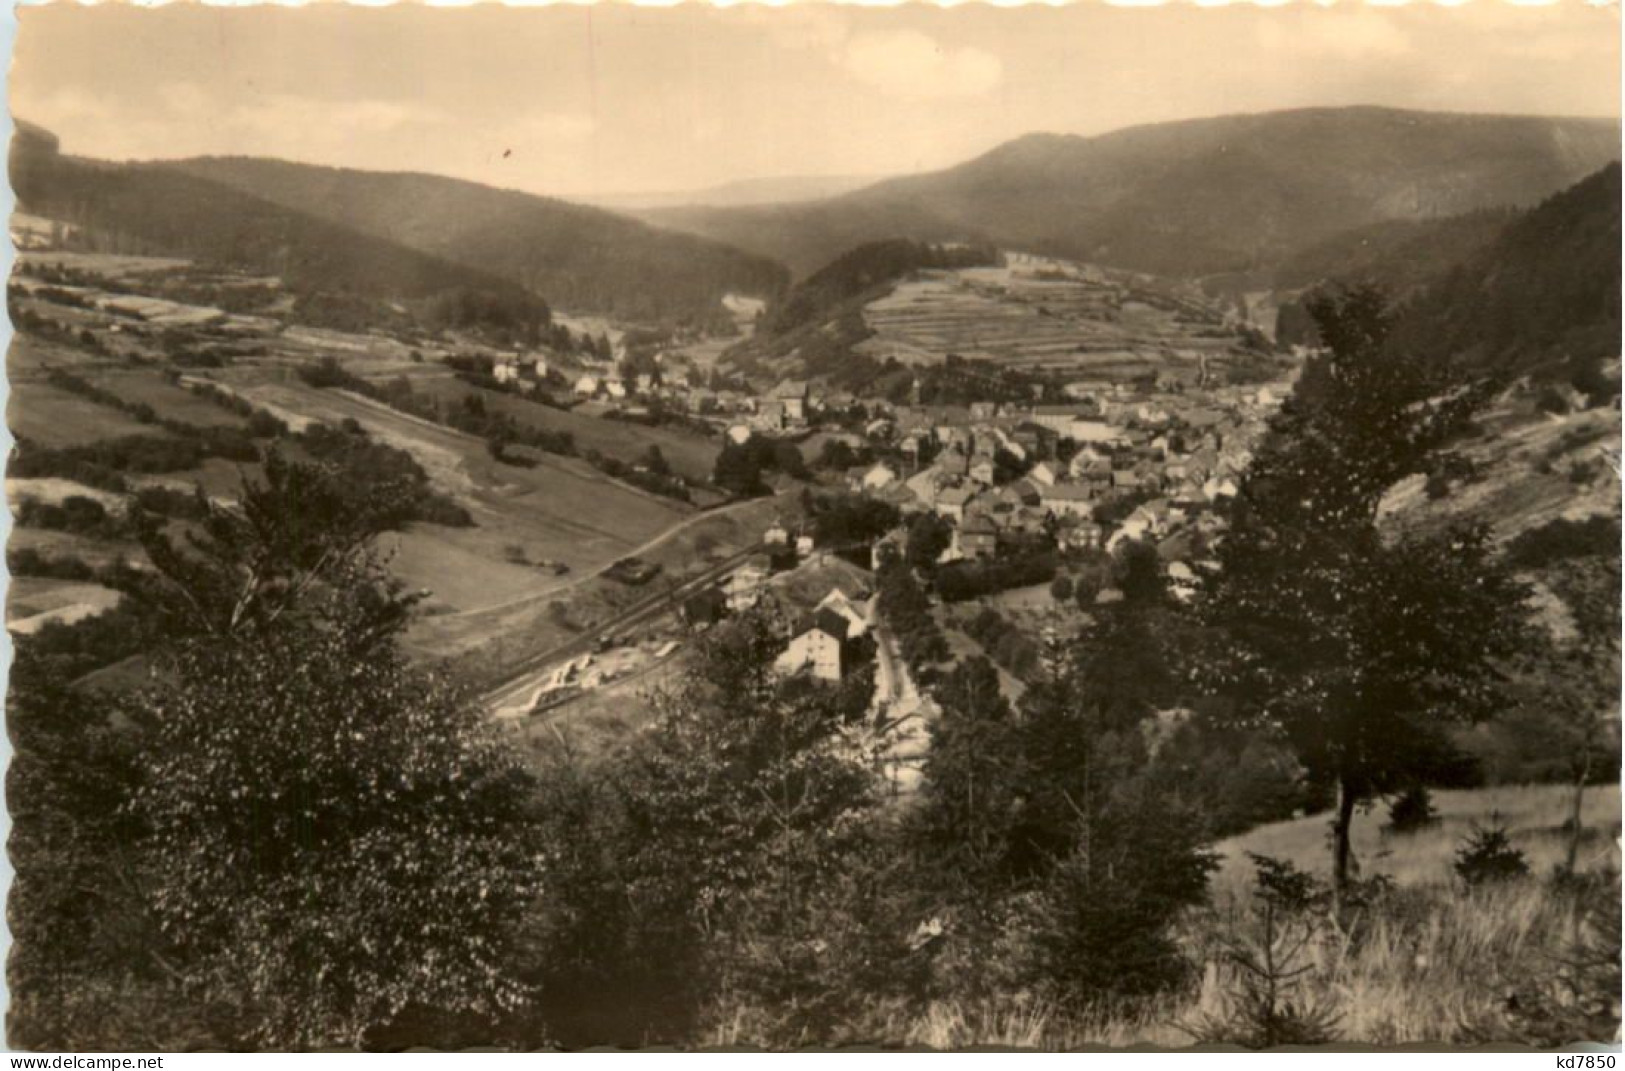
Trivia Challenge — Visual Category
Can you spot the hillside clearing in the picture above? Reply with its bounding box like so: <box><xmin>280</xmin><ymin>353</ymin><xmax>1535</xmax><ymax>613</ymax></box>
<box><xmin>1211</xmin><ymin>783</ymin><xmax>1622</xmax><ymax>904</ymax></box>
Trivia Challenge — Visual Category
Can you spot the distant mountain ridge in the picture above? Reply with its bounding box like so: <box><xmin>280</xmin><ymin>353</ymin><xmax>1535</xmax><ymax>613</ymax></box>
<box><xmin>169</xmin><ymin>156</ymin><xmax>790</xmax><ymax>324</ymax></box>
<box><xmin>639</xmin><ymin>107</ymin><xmax>1621</xmax><ymax>279</ymax></box>
<box><xmin>587</xmin><ymin>173</ymin><xmax>886</xmax><ymax>211</ymax></box>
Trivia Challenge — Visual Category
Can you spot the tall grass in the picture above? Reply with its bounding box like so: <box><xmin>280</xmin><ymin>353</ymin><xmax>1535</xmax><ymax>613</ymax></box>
<box><xmin>708</xmin><ymin>785</ymin><xmax>1621</xmax><ymax>1048</ymax></box>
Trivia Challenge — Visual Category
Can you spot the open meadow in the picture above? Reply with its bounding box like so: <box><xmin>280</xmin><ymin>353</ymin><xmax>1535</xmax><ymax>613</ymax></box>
<box><xmin>1212</xmin><ymin>783</ymin><xmax>1622</xmax><ymax>904</ymax></box>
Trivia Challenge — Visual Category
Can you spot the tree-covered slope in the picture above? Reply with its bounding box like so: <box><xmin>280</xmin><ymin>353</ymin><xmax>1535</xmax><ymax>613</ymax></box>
<box><xmin>173</xmin><ymin>156</ymin><xmax>790</xmax><ymax>324</ymax></box>
<box><xmin>1389</xmin><ymin>162</ymin><xmax>1621</xmax><ymax>387</ymax></box>
<box><xmin>11</xmin><ymin>133</ymin><xmax>548</xmax><ymax>335</ymax></box>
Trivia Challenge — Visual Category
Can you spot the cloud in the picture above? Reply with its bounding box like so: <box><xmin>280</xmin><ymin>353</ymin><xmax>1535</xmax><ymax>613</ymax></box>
<box><xmin>841</xmin><ymin>30</ymin><xmax>1003</xmax><ymax>101</ymax></box>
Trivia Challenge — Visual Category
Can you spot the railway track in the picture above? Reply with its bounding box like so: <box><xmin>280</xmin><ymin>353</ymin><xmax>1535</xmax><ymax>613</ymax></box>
<box><xmin>481</xmin><ymin>543</ymin><xmax>764</xmax><ymax>714</ymax></box>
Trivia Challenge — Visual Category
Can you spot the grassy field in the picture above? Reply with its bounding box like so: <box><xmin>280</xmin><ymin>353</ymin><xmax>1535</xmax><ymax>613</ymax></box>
<box><xmin>7</xmin><ymin>528</ymin><xmax>146</xmax><ymax>569</ymax></box>
<box><xmin>406</xmin><ymin>376</ymin><xmax>721</xmax><ymax>483</ymax></box>
<box><xmin>96</xmin><ymin>370</ymin><xmax>253</xmax><ymax>429</ymax></box>
<box><xmin>8</xmin><ymin>380</ymin><xmax>172</xmax><ymax>447</ymax></box>
<box><xmin>1211</xmin><ymin>783</ymin><xmax>1622</xmax><ymax>904</ymax></box>
<box><xmin>8</xmin><ymin>577</ymin><xmax>123</xmax><ymax>635</ymax></box>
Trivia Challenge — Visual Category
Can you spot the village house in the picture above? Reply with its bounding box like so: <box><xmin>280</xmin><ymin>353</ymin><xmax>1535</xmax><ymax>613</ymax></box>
<box><xmin>861</xmin><ymin>462</ymin><xmax>899</xmax><ymax>491</ymax></box>
<box><xmin>763</xmin><ymin>521</ymin><xmax>791</xmax><ymax>547</ymax></box>
<box><xmin>574</xmin><ymin>373</ymin><xmax>600</xmax><ymax>397</ymax></box>
<box><xmin>1060</xmin><ymin>519</ymin><xmax>1104</xmax><ymax>552</ymax></box>
<box><xmin>935</xmin><ymin>484</ymin><xmax>977</xmax><ymax>522</ymax></box>
<box><xmin>774</xmin><ymin>610</ymin><xmax>850</xmax><ymax>682</ymax></box>
<box><xmin>954</xmin><ymin>514</ymin><xmax>1000</xmax><ymax>560</ymax></box>
<box><xmin>1030</xmin><ymin>460</ymin><xmax>1062</xmax><ymax>487</ymax></box>
<box><xmin>1107</xmin><ymin>515</ymin><xmax>1153</xmax><ymax>553</ymax></box>
<box><xmin>770</xmin><ymin>380</ymin><xmax>811</xmax><ymax>426</ymax></box>
<box><xmin>903</xmin><ymin>468</ymin><xmax>943</xmax><ymax>511</ymax></box>
<box><xmin>756</xmin><ymin>400</ymin><xmax>789</xmax><ymax>431</ymax></box>
<box><xmin>726</xmin><ymin>423</ymin><xmax>753</xmax><ymax>446</ymax></box>
<box><xmin>726</xmin><ymin>555</ymin><xmax>773</xmax><ymax>612</ymax></box>
<box><xmin>604</xmin><ymin>377</ymin><xmax>628</xmax><ymax>400</ymax></box>
<box><xmin>532</xmin><ymin>356</ymin><xmax>550</xmax><ymax>379</ymax></box>
<box><xmin>969</xmin><ymin>457</ymin><xmax>996</xmax><ymax>487</ymax></box>
<box><xmin>995</xmin><ymin>433</ymin><xmax>1028</xmax><ymax>462</ymax></box>
<box><xmin>1030</xmin><ymin>405</ymin><xmax>1082</xmax><ymax>434</ymax></box>
<box><xmin>1000</xmin><ymin>479</ymin><xmax>1041</xmax><ymax>508</ymax></box>
<box><xmin>937</xmin><ymin>450</ymin><xmax>970</xmax><ymax>479</ymax></box>
<box><xmin>1182</xmin><ymin>407</ymin><xmax>1227</xmax><ymax>433</ymax></box>
<box><xmin>1065</xmin><ymin>417</ymin><xmax>1122</xmax><ymax>445</ymax></box>
<box><xmin>1039</xmin><ymin>481</ymin><xmax>1096</xmax><ymax>520</ymax></box>
<box><xmin>1133</xmin><ymin>403</ymin><xmax>1171</xmax><ymax>426</ymax></box>
<box><xmin>816</xmin><ymin>588</ymin><xmax>875</xmax><ymax>639</ymax></box>
<box><xmin>1010</xmin><ymin>424</ymin><xmax>1047</xmax><ymax>457</ymax></box>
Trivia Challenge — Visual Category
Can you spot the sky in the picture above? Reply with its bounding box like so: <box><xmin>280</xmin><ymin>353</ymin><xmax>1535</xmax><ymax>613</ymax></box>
<box><xmin>11</xmin><ymin>2</ymin><xmax>1621</xmax><ymax>201</ymax></box>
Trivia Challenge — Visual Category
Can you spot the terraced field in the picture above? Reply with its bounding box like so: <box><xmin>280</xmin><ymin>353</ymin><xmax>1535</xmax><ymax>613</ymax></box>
<box><xmin>855</xmin><ymin>253</ymin><xmax>1256</xmax><ymax>381</ymax></box>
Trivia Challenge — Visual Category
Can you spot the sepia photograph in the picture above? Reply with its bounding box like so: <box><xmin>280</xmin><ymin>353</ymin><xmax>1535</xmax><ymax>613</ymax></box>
<box><xmin>3</xmin><ymin>0</ymin><xmax>1621</xmax><ymax>1052</ymax></box>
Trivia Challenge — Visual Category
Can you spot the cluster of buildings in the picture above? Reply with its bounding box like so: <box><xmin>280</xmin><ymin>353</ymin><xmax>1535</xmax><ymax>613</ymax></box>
<box><xmin>840</xmin><ymin>385</ymin><xmax>1283</xmax><ymax>597</ymax></box>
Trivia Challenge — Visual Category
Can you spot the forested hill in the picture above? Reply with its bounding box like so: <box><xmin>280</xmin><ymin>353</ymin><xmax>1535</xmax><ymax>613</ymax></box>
<box><xmin>1387</xmin><ymin>162</ymin><xmax>1621</xmax><ymax>390</ymax></box>
<box><xmin>642</xmin><ymin>107</ymin><xmax>1620</xmax><ymax>279</ymax></box>
<box><xmin>1268</xmin><ymin>209</ymin><xmax>1518</xmax><ymax>297</ymax></box>
<box><xmin>172</xmin><ymin>156</ymin><xmax>790</xmax><ymax>325</ymax></box>
<box><xmin>11</xmin><ymin>135</ymin><xmax>549</xmax><ymax>336</ymax></box>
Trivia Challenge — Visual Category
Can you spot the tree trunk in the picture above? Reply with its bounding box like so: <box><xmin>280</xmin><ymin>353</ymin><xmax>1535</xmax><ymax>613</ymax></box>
<box><xmin>1332</xmin><ymin>778</ymin><xmax>1359</xmax><ymax>895</ymax></box>
<box><xmin>1564</xmin><ymin>754</ymin><xmax>1590</xmax><ymax>876</ymax></box>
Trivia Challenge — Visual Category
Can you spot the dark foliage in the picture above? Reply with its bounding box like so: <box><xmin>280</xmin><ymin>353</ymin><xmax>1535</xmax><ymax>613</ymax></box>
<box><xmin>1385</xmin><ymin>786</ymin><xmax>1440</xmax><ymax>835</ymax></box>
<box><xmin>1200</xmin><ymin>283</ymin><xmax>1530</xmax><ymax>888</ymax></box>
<box><xmin>1454</xmin><ymin>822</ymin><xmax>1531</xmax><ymax>888</ymax></box>
<box><xmin>712</xmin><ymin>437</ymin><xmax>808</xmax><ymax>498</ymax></box>
<box><xmin>935</xmin><ymin>544</ymin><xmax>1058</xmax><ymax>603</ymax></box>
<box><xmin>800</xmin><ymin>491</ymin><xmax>900</xmax><ymax>548</ymax></box>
